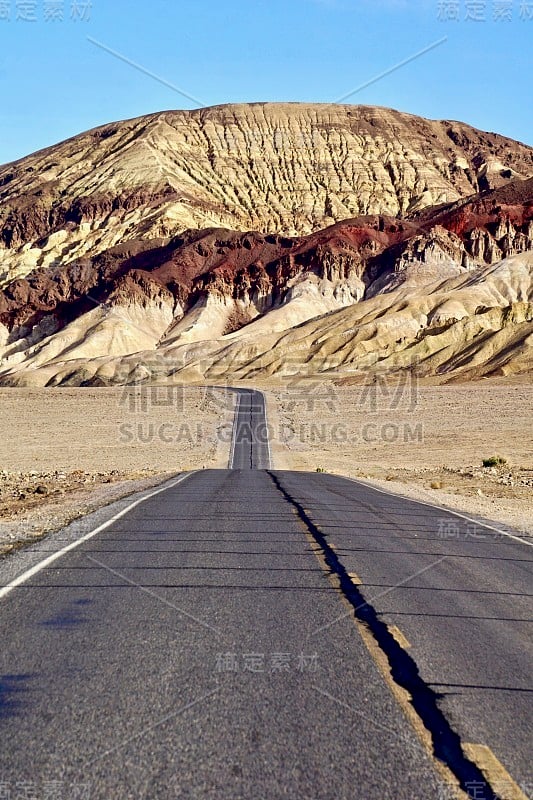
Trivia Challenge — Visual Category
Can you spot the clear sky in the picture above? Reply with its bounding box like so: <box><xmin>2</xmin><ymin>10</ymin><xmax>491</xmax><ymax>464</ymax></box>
<box><xmin>0</xmin><ymin>0</ymin><xmax>531</xmax><ymax>165</ymax></box>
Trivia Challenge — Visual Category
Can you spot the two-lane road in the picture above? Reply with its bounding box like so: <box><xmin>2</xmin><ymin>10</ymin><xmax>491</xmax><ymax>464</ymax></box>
<box><xmin>0</xmin><ymin>388</ymin><xmax>531</xmax><ymax>800</ymax></box>
<box><xmin>228</xmin><ymin>388</ymin><xmax>271</xmax><ymax>469</ymax></box>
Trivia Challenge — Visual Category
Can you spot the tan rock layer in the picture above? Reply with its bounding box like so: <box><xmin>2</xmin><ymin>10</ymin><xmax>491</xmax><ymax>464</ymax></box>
<box><xmin>1</xmin><ymin>178</ymin><xmax>531</xmax><ymax>338</ymax></box>
<box><xmin>0</xmin><ymin>104</ymin><xmax>531</xmax><ymax>385</ymax></box>
<box><xmin>1</xmin><ymin>103</ymin><xmax>532</xmax><ymax>287</ymax></box>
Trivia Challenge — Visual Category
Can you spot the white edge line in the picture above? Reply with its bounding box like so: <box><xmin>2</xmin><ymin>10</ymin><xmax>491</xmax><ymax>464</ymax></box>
<box><xmin>228</xmin><ymin>392</ymin><xmax>241</xmax><ymax>469</ymax></box>
<box><xmin>341</xmin><ymin>475</ymin><xmax>533</xmax><ymax>549</ymax></box>
<box><xmin>0</xmin><ymin>472</ymin><xmax>198</xmax><ymax>601</ymax></box>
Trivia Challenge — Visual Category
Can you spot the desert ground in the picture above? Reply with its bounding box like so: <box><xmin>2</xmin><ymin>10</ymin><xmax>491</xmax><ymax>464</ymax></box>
<box><xmin>1</xmin><ymin>378</ymin><xmax>531</xmax><ymax>556</ymax></box>
<box><xmin>266</xmin><ymin>376</ymin><xmax>532</xmax><ymax>536</ymax></box>
<box><xmin>0</xmin><ymin>385</ymin><xmax>231</xmax><ymax>554</ymax></box>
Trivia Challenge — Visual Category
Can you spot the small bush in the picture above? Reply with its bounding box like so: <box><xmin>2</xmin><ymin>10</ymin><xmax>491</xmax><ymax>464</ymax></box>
<box><xmin>482</xmin><ymin>456</ymin><xmax>507</xmax><ymax>468</ymax></box>
<box><xmin>316</xmin><ymin>467</ymin><xmax>326</xmax><ymax>473</ymax></box>
<box><xmin>430</xmin><ymin>480</ymin><xmax>442</xmax><ymax>490</ymax></box>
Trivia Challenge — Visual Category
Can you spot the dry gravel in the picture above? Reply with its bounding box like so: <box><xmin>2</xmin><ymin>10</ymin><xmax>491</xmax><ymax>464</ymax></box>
<box><xmin>0</xmin><ymin>470</ymin><xmax>173</xmax><ymax>557</ymax></box>
<box><xmin>266</xmin><ymin>377</ymin><xmax>533</xmax><ymax>536</ymax></box>
<box><xmin>1</xmin><ymin>380</ymin><xmax>531</xmax><ymax>556</ymax></box>
<box><xmin>0</xmin><ymin>386</ymin><xmax>232</xmax><ymax>554</ymax></box>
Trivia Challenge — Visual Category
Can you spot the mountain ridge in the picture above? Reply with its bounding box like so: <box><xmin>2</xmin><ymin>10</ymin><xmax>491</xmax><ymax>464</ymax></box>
<box><xmin>1</xmin><ymin>103</ymin><xmax>532</xmax><ymax>284</ymax></box>
<box><xmin>0</xmin><ymin>103</ymin><xmax>531</xmax><ymax>385</ymax></box>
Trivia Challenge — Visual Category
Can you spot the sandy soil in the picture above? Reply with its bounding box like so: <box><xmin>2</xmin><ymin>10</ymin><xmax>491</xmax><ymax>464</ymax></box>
<box><xmin>1</xmin><ymin>380</ymin><xmax>531</xmax><ymax>556</ymax></box>
<box><xmin>265</xmin><ymin>377</ymin><xmax>533</xmax><ymax>536</ymax></box>
<box><xmin>0</xmin><ymin>472</ymin><xmax>174</xmax><ymax>557</ymax></box>
<box><xmin>0</xmin><ymin>386</ymin><xmax>230</xmax><ymax>472</ymax></box>
<box><xmin>0</xmin><ymin>386</ymin><xmax>232</xmax><ymax>554</ymax></box>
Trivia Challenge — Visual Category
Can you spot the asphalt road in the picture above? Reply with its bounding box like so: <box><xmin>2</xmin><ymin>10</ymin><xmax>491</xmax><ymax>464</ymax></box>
<box><xmin>228</xmin><ymin>388</ymin><xmax>271</xmax><ymax>469</ymax></box>
<box><xmin>0</xmin><ymin>389</ymin><xmax>531</xmax><ymax>800</ymax></box>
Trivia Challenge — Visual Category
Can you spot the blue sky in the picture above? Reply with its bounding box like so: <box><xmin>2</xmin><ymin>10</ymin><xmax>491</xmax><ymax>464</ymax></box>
<box><xmin>0</xmin><ymin>0</ymin><xmax>531</xmax><ymax>165</ymax></box>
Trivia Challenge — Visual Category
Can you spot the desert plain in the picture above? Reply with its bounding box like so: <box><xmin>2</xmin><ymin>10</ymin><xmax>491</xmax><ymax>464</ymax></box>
<box><xmin>0</xmin><ymin>386</ymin><xmax>229</xmax><ymax>554</ymax></box>
<box><xmin>1</xmin><ymin>377</ymin><xmax>531</xmax><ymax>556</ymax></box>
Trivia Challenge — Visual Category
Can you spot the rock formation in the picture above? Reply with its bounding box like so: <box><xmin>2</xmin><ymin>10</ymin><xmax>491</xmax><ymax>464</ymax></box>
<box><xmin>0</xmin><ymin>103</ymin><xmax>531</xmax><ymax>385</ymax></box>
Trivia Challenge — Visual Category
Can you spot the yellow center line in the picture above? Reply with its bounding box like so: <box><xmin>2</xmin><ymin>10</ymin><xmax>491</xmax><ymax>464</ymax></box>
<box><xmin>462</xmin><ymin>744</ymin><xmax>529</xmax><ymax>800</ymax></box>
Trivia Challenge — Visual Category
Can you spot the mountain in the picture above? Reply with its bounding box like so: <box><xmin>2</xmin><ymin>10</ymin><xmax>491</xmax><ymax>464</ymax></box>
<box><xmin>0</xmin><ymin>103</ymin><xmax>532</xmax><ymax>386</ymax></box>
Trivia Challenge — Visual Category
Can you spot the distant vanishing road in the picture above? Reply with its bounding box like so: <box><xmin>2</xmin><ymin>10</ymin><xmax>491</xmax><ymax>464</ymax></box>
<box><xmin>0</xmin><ymin>389</ymin><xmax>531</xmax><ymax>799</ymax></box>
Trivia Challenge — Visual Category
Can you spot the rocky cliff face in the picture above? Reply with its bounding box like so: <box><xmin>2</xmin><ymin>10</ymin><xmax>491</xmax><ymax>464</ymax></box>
<box><xmin>1</xmin><ymin>103</ymin><xmax>532</xmax><ymax>287</ymax></box>
<box><xmin>0</xmin><ymin>103</ymin><xmax>531</xmax><ymax>385</ymax></box>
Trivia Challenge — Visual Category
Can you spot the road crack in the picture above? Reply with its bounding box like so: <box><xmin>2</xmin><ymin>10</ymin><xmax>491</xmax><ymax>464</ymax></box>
<box><xmin>268</xmin><ymin>470</ymin><xmax>501</xmax><ymax>800</ymax></box>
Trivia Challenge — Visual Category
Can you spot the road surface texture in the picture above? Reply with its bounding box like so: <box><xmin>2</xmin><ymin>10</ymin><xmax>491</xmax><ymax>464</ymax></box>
<box><xmin>0</xmin><ymin>389</ymin><xmax>531</xmax><ymax>800</ymax></box>
<box><xmin>228</xmin><ymin>388</ymin><xmax>271</xmax><ymax>469</ymax></box>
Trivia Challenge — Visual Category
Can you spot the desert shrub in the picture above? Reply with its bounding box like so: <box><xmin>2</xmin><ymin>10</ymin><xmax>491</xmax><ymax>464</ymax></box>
<box><xmin>482</xmin><ymin>456</ymin><xmax>507</xmax><ymax>468</ymax></box>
